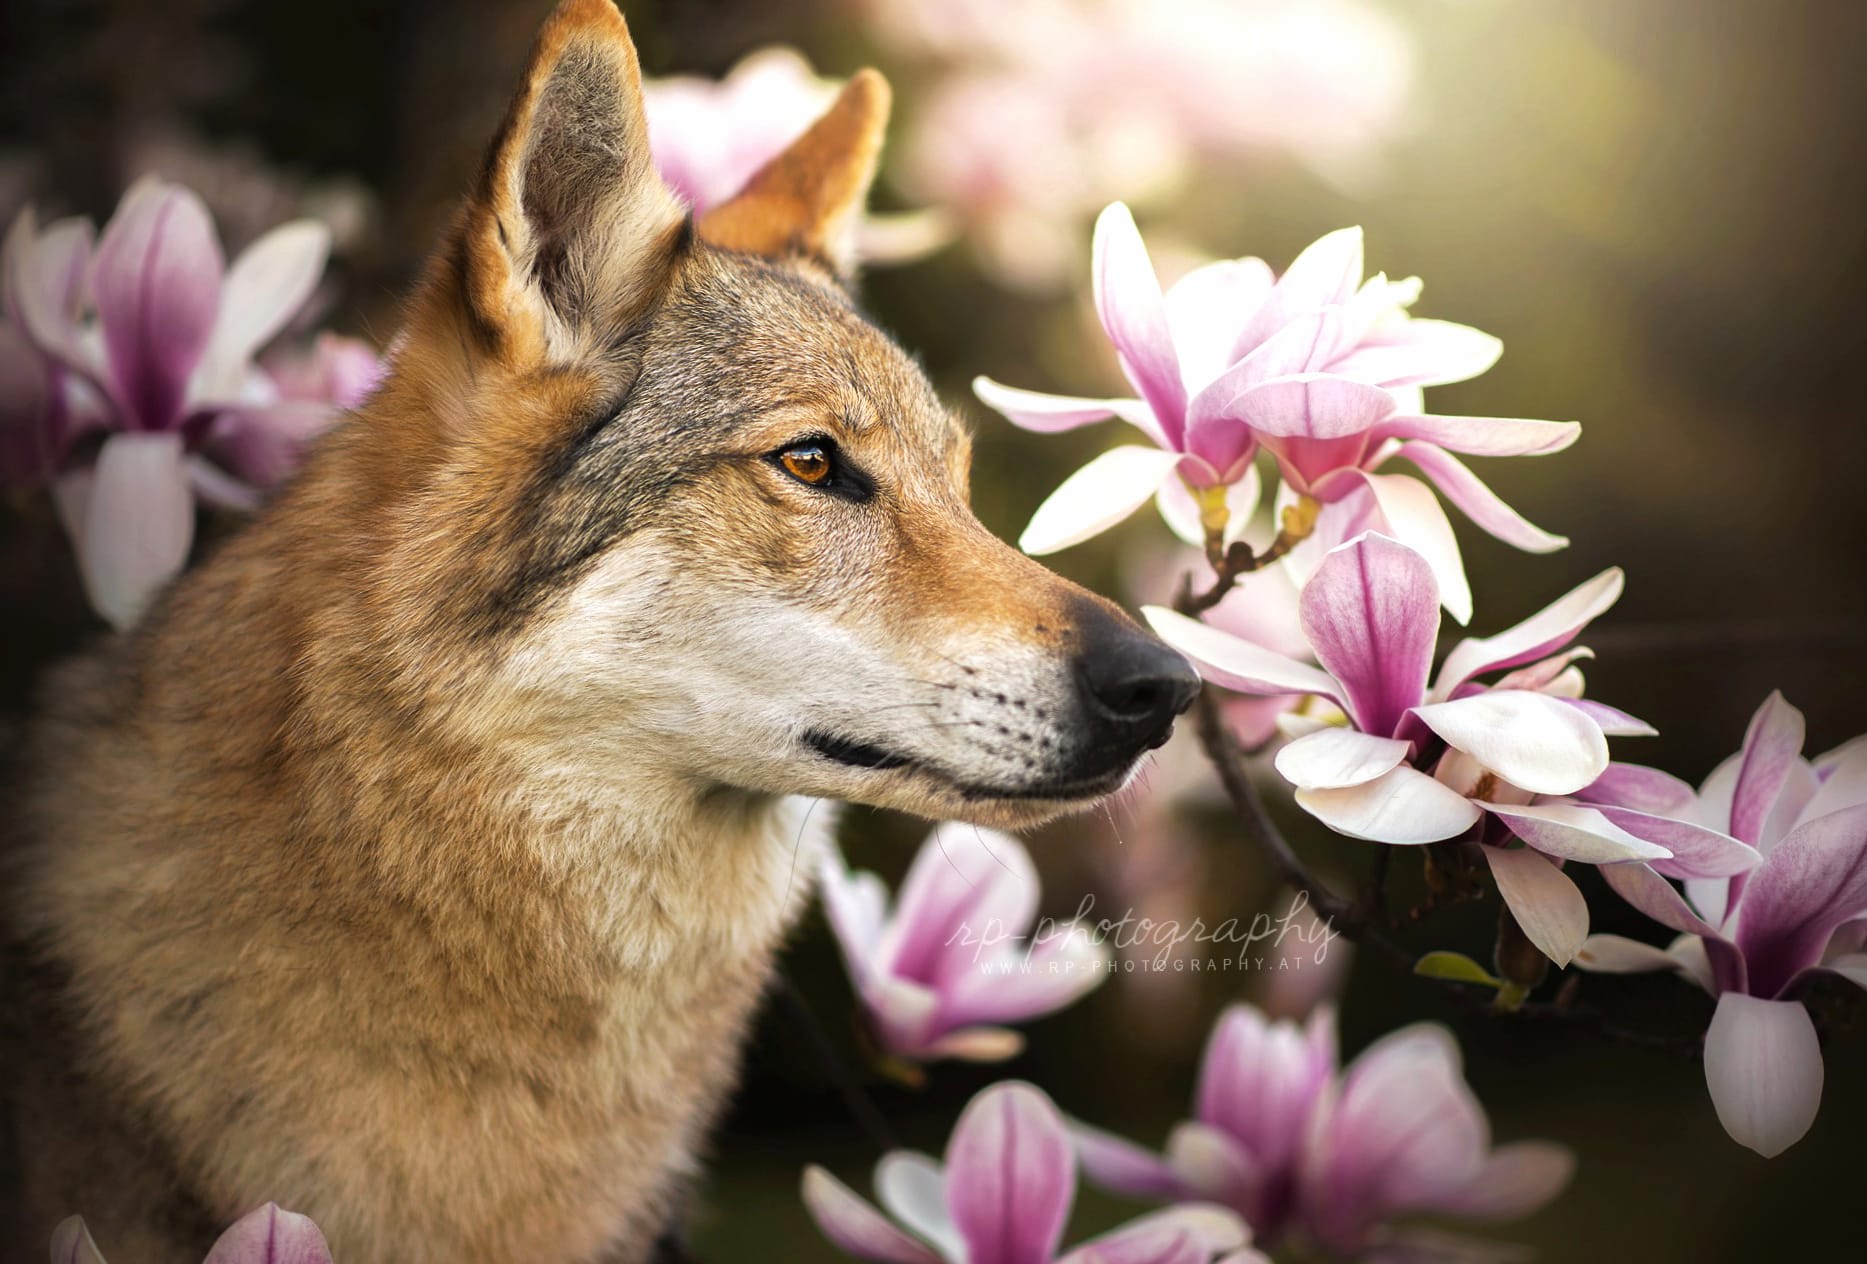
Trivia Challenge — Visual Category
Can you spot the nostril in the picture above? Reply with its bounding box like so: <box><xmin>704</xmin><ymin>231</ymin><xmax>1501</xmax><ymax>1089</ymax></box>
<box><xmin>1076</xmin><ymin>637</ymin><xmax>1203</xmax><ymax>725</ymax></box>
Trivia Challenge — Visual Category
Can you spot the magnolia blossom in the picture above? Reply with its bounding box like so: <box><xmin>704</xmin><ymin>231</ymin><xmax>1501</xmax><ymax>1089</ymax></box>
<box><xmin>1147</xmin><ymin>533</ymin><xmax>1758</xmax><ymax>965</ymax></box>
<box><xmin>3</xmin><ymin>177</ymin><xmax>375</xmax><ymax>627</ymax></box>
<box><xmin>1577</xmin><ymin>693</ymin><xmax>1867</xmax><ymax>1157</ymax></box>
<box><xmin>643</xmin><ymin>49</ymin><xmax>948</xmax><ymax>266</ymax></box>
<box><xmin>819</xmin><ymin>824</ymin><xmax>1108</xmax><ymax>1064</ymax></box>
<box><xmin>54</xmin><ymin>1202</ymin><xmax>331</xmax><ymax>1264</ymax></box>
<box><xmin>975</xmin><ymin>206</ymin><xmax>1574</xmax><ymax>622</ymax></box>
<box><xmin>803</xmin><ymin>1080</ymin><xmax>1262</xmax><ymax>1264</ymax></box>
<box><xmin>1071</xmin><ymin>1005</ymin><xmax>1572</xmax><ymax>1261</ymax></box>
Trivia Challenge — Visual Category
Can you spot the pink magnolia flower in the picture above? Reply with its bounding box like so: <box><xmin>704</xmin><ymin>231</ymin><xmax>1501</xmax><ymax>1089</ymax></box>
<box><xmin>1146</xmin><ymin>533</ymin><xmax>1757</xmax><ymax>965</ymax></box>
<box><xmin>4</xmin><ymin>177</ymin><xmax>368</xmax><ymax>627</ymax></box>
<box><xmin>803</xmin><ymin>1080</ymin><xmax>1262</xmax><ymax>1264</ymax></box>
<box><xmin>54</xmin><ymin>1202</ymin><xmax>331</xmax><ymax>1264</ymax></box>
<box><xmin>819</xmin><ymin>824</ymin><xmax>1108</xmax><ymax>1064</ymax></box>
<box><xmin>1072</xmin><ymin>1005</ymin><xmax>1335</xmax><ymax>1238</ymax></box>
<box><xmin>1296</xmin><ymin>1023</ymin><xmax>1573</xmax><ymax>1262</ymax></box>
<box><xmin>974</xmin><ymin>207</ymin><xmax>1574</xmax><ymax>623</ymax></box>
<box><xmin>1070</xmin><ymin>1005</ymin><xmax>1571</xmax><ymax>1261</ymax></box>
<box><xmin>1576</xmin><ymin>693</ymin><xmax>1867</xmax><ymax>1156</ymax></box>
<box><xmin>643</xmin><ymin>49</ymin><xmax>949</xmax><ymax>266</ymax></box>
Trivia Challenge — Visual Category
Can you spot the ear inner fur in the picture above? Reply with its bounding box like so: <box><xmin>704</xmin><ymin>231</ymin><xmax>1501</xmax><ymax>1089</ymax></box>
<box><xmin>697</xmin><ymin>69</ymin><xmax>891</xmax><ymax>276</ymax></box>
<box><xmin>464</xmin><ymin>0</ymin><xmax>684</xmax><ymax>365</ymax></box>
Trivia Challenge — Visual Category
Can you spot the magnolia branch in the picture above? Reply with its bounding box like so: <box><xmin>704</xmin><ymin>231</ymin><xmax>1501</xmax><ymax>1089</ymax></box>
<box><xmin>1175</xmin><ymin>573</ymin><xmax>1707</xmax><ymax>1062</ymax></box>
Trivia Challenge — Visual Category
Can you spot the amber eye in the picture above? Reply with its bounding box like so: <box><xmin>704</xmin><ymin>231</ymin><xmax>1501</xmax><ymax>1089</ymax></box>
<box><xmin>779</xmin><ymin>444</ymin><xmax>834</xmax><ymax>486</ymax></box>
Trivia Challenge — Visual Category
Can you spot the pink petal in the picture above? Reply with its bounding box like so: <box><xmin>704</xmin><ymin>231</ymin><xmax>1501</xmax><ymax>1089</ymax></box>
<box><xmin>50</xmin><ymin>1217</ymin><xmax>108</xmax><ymax>1264</ymax></box>
<box><xmin>802</xmin><ymin>1167</ymin><xmax>944</xmax><ymax>1264</ymax></box>
<box><xmin>1194</xmin><ymin>311</ymin><xmax>1340</xmax><ymax>422</ymax></box>
<box><xmin>1482</xmin><ymin>846</ymin><xmax>1589</xmax><ymax>966</ymax></box>
<box><xmin>75</xmin><ymin>431</ymin><xmax>196</xmax><ymax>630</ymax></box>
<box><xmin>1093</xmin><ymin>204</ymin><xmax>1186</xmax><ymax>444</ymax></box>
<box><xmin>1329</xmin><ymin>318</ymin><xmax>1503</xmax><ymax>388</ymax></box>
<box><xmin>946</xmin><ymin>1082</ymin><xmax>1076</xmax><ymax>1264</ymax></box>
<box><xmin>197</xmin><ymin>219</ymin><xmax>330</xmax><ymax>401</ymax></box>
<box><xmin>1392</xmin><ymin>441</ymin><xmax>1568</xmax><ymax>554</ymax></box>
<box><xmin>1230</xmin><ymin>226</ymin><xmax>1364</xmax><ymax>361</ymax></box>
<box><xmin>202</xmin><ymin>1204</ymin><xmax>333</xmax><ymax>1264</ymax></box>
<box><xmin>1355</xmin><ymin>472</ymin><xmax>1471</xmax><ymax>624</ymax></box>
<box><xmin>941</xmin><ymin>922</ymin><xmax>1108</xmax><ymax>1031</ymax></box>
<box><xmin>1730</xmin><ymin>692</ymin><xmax>1806</xmax><ymax>847</ymax></box>
<box><xmin>1233</xmin><ymin>374</ymin><xmax>1398</xmax><ymax>440</ymax></box>
<box><xmin>819</xmin><ymin>848</ymin><xmax>890</xmax><ymax>991</ymax></box>
<box><xmin>1298</xmin><ymin>530</ymin><xmax>1438</xmax><ymax>736</ymax></box>
<box><xmin>205</xmin><ymin>399</ymin><xmax>339</xmax><ymax>489</ymax></box>
<box><xmin>973</xmin><ymin>375</ymin><xmax>1164</xmax><ymax>447</ymax></box>
<box><xmin>1071</xmin><ymin>1120</ymin><xmax>1186</xmax><ymax>1201</ymax></box>
<box><xmin>1020</xmin><ymin>446</ymin><xmax>1183</xmax><ymax>555</ymax></box>
<box><xmin>1562</xmin><ymin>698</ymin><xmax>1655</xmax><ymax>737</ymax></box>
<box><xmin>1703</xmin><ymin>994</ymin><xmax>1823</xmax><ymax>1158</ymax></box>
<box><xmin>4</xmin><ymin>208</ymin><xmax>97</xmax><ymax>374</ymax></box>
<box><xmin>1436</xmin><ymin>1141</ymin><xmax>1574</xmax><ymax>1220</ymax></box>
<box><xmin>1368</xmin><ymin>412</ymin><xmax>1577</xmax><ymax>458</ymax></box>
<box><xmin>1297</xmin><ymin>764</ymin><xmax>1482</xmax><ymax>844</ymax></box>
<box><xmin>1574</xmin><ymin>761</ymin><xmax>1695</xmax><ymax>814</ymax></box>
<box><xmin>1164</xmin><ymin>257</ymin><xmax>1276</xmax><ymax>389</ymax></box>
<box><xmin>1275</xmin><ymin>727</ymin><xmax>1413</xmax><ymax>791</ymax></box>
<box><xmin>1431</xmin><ymin>568</ymin><xmax>1622</xmax><ymax>702</ymax></box>
<box><xmin>1413</xmin><ymin>691</ymin><xmax>1608</xmax><ymax>797</ymax></box>
<box><xmin>1478</xmin><ymin>801</ymin><xmax>1671</xmax><ymax>865</ymax></box>
<box><xmin>92</xmin><ymin>178</ymin><xmax>224</xmax><ymax>431</ymax></box>
<box><xmin>1060</xmin><ymin>1206</ymin><xmax>1253</xmax><ymax>1264</ymax></box>
<box><xmin>1590</xmin><ymin>806</ymin><xmax>1758</xmax><ymax>880</ymax></box>
<box><xmin>1194</xmin><ymin>1003</ymin><xmax>1335</xmax><ymax>1172</ymax></box>
<box><xmin>1143</xmin><ymin>606</ymin><xmax>1345</xmax><ymax>705</ymax></box>
<box><xmin>1734</xmin><ymin>801</ymin><xmax>1867</xmax><ymax>998</ymax></box>
<box><xmin>884</xmin><ymin>824</ymin><xmax>1037</xmax><ymax>989</ymax></box>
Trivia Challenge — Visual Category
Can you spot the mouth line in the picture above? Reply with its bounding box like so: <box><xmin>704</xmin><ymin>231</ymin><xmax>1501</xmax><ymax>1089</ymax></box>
<box><xmin>803</xmin><ymin>729</ymin><xmax>920</xmax><ymax>772</ymax></box>
<box><xmin>802</xmin><ymin>728</ymin><xmax>1133</xmax><ymax>805</ymax></box>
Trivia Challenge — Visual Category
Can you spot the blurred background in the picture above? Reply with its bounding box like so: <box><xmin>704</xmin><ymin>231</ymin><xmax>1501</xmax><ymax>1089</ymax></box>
<box><xmin>3</xmin><ymin>0</ymin><xmax>1863</xmax><ymax>1259</ymax></box>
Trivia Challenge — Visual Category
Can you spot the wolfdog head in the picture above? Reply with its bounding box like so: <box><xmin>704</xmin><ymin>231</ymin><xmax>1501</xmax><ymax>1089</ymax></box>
<box><xmin>343</xmin><ymin>0</ymin><xmax>1199</xmax><ymax>833</ymax></box>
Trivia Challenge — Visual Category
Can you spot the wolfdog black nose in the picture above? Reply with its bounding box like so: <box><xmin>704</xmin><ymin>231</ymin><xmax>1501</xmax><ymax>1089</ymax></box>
<box><xmin>1074</xmin><ymin>624</ymin><xmax>1202</xmax><ymax>739</ymax></box>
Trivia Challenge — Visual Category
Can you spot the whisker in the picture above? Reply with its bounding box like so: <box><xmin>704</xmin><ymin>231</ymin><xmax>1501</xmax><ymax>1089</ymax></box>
<box><xmin>781</xmin><ymin>797</ymin><xmax>824</xmax><ymax>912</ymax></box>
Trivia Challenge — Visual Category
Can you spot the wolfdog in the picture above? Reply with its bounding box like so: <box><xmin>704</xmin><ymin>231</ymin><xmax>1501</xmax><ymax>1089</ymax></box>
<box><xmin>0</xmin><ymin>1</ymin><xmax>1198</xmax><ymax>1259</ymax></box>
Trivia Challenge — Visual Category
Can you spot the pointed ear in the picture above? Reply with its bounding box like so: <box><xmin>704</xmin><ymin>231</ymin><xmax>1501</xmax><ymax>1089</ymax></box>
<box><xmin>462</xmin><ymin>0</ymin><xmax>684</xmax><ymax>363</ymax></box>
<box><xmin>697</xmin><ymin>70</ymin><xmax>891</xmax><ymax>279</ymax></box>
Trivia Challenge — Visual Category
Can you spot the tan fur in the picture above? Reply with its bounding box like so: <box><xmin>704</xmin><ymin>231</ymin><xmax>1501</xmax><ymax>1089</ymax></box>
<box><xmin>2</xmin><ymin>4</ymin><xmax>1188</xmax><ymax>1261</ymax></box>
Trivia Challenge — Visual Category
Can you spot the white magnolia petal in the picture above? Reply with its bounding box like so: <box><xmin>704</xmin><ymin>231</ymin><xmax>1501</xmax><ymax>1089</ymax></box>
<box><xmin>1143</xmin><ymin>606</ymin><xmax>1343</xmax><ymax>703</ymax></box>
<box><xmin>78</xmin><ymin>432</ymin><xmax>196</xmax><ymax>630</ymax></box>
<box><xmin>1431</xmin><ymin>568</ymin><xmax>1623</xmax><ymax>701</ymax></box>
<box><xmin>197</xmin><ymin>219</ymin><xmax>331</xmax><ymax>399</ymax></box>
<box><xmin>802</xmin><ymin>1166</ymin><xmax>944</xmax><ymax>1264</ymax></box>
<box><xmin>1296</xmin><ymin>764</ymin><xmax>1481</xmax><ymax>844</ymax></box>
<box><xmin>1357</xmin><ymin>471</ymin><xmax>1472</xmax><ymax>624</ymax></box>
<box><xmin>1479</xmin><ymin>801</ymin><xmax>1673</xmax><ymax>864</ymax></box>
<box><xmin>1413</xmin><ymin>691</ymin><xmax>1608</xmax><ymax>797</ymax></box>
<box><xmin>1704</xmin><ymin>993</ymin><xmax>1824</xmax><ymax>1158</ymax></box>
<box><xmin>1574</xmin><ymin>933</ymin><xmax>1686</xmax><ymax>974</ymax></box>
<box><xmin>874</xmin><ymin>1152</ymin><xmax>965</xmax><ymax>1264</ymax></box>
<box><xmin>1274</xmin><ymin>727</ymin><xmax>1413</xmax><ymax>791</ymax></box>
<box><xmin>972</xmin><ymin>375</ymin><xmax>1164</xmax><ymax>446</ymax></box>
<box><xmin>1483</xmin><ymin>845</ymin><xmax>1589</xmax><ymax>966</ymax></box>
<box><xmin>1019</xmin><ymin>446</ymin><xmax>1182</xmax><ymax>555</ymax></box>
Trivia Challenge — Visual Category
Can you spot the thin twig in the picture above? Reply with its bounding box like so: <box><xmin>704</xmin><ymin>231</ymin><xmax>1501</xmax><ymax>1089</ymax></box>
<box><xmin>1181</xmin><ymin>677</ymin><xmax>1705</xmax><ymax>1060</ymax></box>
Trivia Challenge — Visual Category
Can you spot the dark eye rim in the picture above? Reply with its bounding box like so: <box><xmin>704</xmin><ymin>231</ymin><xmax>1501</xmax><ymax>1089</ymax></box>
<box><xmin>766</xmin><ymin>435</ymin><xmax>875</xmax><ymax>503</ymax></box>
